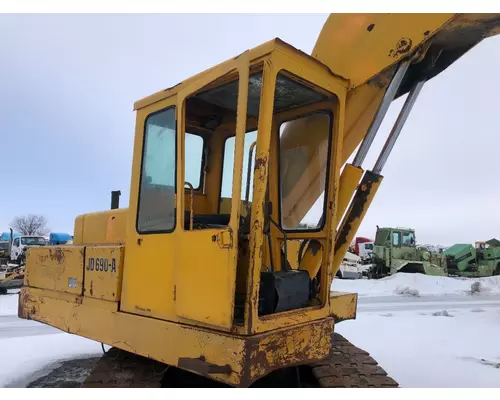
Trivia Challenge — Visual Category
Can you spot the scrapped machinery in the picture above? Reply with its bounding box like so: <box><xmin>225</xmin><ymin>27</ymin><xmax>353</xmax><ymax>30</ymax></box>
<box><xmin>0</xmin><ymin>229</ymin><xmax>24</xmax><ymax>293</ymax></box>
<box><xmin>18</xmin><ymin>14</ymin><xmax>500</xmax><ymax>387</ymax></box>
<box><xmin>443</xmin><ymin>240</ymin><xmax>500</xmax><ymax>277</ymax></box>
<box><xmin>0</xmin><ymin>264</ymin><xmax>25</xmax><ymax>295</ymax></box>
<box><xmin>367</xmin><ymin>227</ymin><xmax>447</xmax><ymax>279</ymax></box>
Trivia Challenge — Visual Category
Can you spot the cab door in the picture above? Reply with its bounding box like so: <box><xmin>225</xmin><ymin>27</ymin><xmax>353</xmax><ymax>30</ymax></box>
<box><xmin>121</xmin><ymin>63</ymin><xmax>247</xmax><ymax>332</ymax></box>
<box><xmin>173</xmin><ymin>66</ymin><xmax>247</xmax><ymax>331</ymax></box>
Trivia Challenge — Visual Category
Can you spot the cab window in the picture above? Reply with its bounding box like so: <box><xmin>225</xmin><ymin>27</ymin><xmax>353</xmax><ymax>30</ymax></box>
<box><xmin>184</xmin><ymin>133</ymin><xmax>204</xmax><ymax>191</ymax></box>
<box><xmin>392</xmin><ymin>232</ymin><xmax>401</xmax><ymax>247</ymax></box>
<box><xmin>137</xmin><ymin>107</ymin><xmax>177</xmax><ymax>234</ymax></box>
<box><xmin>402</xmin><ymin>231</ymin><xmax>415</xmax><ymax>246</ymax></box>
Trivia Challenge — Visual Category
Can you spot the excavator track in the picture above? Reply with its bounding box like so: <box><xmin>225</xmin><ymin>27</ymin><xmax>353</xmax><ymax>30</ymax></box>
<box><xmin>310</xmin><ymin>333</ymin><xmax>399</xmax><ymax>388</ymax></box>
<box><xmin>80</xmin><ymin>333</ymin><xmax>398</xmax><ymax>388</ymax></box>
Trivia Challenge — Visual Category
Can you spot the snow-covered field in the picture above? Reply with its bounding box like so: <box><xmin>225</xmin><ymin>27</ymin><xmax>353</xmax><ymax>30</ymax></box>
<box><xmin>0</xmin><ymin>273</ymin><xmax>499</xmax><ymax>388</ymax></box>
<box><xmin>333</xmin><ymin>272</ymin><xmax>500</xmax><ymax>297</ymax></box>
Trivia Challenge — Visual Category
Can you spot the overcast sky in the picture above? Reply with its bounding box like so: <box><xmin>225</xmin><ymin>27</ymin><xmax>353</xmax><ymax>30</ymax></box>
<box><xmin>1</xmin><ymin>13</ymin><xmax>499</xmax><ymax>245</ymax></box>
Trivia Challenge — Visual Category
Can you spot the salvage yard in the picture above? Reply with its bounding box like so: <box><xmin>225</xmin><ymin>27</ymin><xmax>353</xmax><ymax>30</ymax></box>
<box><xmin>1</xmin><ymin>273</ymin><xmax>500</xmax><ymax>388</ymax></box>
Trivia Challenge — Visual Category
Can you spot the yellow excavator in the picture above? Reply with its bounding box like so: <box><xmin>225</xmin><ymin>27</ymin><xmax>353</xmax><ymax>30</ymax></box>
<box><xmin>18</xmin><ymin>14</ymin><xmax>500</xmax><ymax>387</ymax></box>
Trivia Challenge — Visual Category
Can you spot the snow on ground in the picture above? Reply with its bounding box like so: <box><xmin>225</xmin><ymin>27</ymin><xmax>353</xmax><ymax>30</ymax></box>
<box><xmin>0</xmin><ymin>290</ymin><xmax>19</xmax><ymax>316</ymax></box>
<box><xmin>0</xmin><ymin>330</ymin><xmax>102</xmax><ymax>387</ymax></box>
<box><xmin>332</xmin><ymin>272</ymin><xmax>500</xmax><ymax>297</ymax></box>
<box><xmin>0</xmin><ymin>290</ymin><xmax>102</xmax><ymax>388</ymax></box>
<box><xmin>336</xmin><ymin>306</ymin><xmax>500</xmax><ymax>388</ymax></box>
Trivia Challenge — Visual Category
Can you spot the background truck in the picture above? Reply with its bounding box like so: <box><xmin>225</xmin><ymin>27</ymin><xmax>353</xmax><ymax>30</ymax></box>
<box><xmin>0</xmin><ymin>241</ymin><xmax>10</xmax><ymax>266</ymax></box>
<box><xmin>48</xmin><ymin>232</ymin><xmax>73</xmax><ymax>245</ymax></box>
<box><xmin>367</xmin><ymin>226</ymin><xmax>447</xmax><ymax>279</ymax></box>
<box><xmin>10</xmin><ymin>235</ymin><xmax>47</xmax><ymax>264</ymax></box>
<box><xmin>0</xmin><ymin>230</ymin><xmax>21</xmax><ymax>266</ymax></box>
<box><xmin>351</xmin><ymin>237</ymin><xmax>374</xmax><ymax>264</ymax></box>
<box><xmin>443</xmin><ymin>240</ymin><xmax>500</xmax><ymax>277</ymax></box>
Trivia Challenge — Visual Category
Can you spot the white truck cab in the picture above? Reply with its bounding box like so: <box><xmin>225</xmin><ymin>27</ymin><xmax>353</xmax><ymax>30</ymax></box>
<box><xmin>10</xmin><ymin>236</ymin><xmax>47</xmax><ymax>263</ymax></box>
<box><xmin>358</xmin><ymin>242</ymin><xmax>374</xmax><ymax>263</ymax></box>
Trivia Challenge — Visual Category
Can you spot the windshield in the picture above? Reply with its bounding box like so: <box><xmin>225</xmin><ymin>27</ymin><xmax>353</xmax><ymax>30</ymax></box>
<box><xmin>402</xmin><ymin>231</ymin><xmax>416</xmax><ymax>246</ymax></box>
<box><xmin>0</xmin><ymin>242</ymin><xmax>8</xmax><ymax>250</ymax></box>
<box><xmin>21</xmin><ymin>237</ymin><xmax>46</xmax><ymax>246</ymax></box>
<box><xmin>375</xmin><ymin>229</ymin><xmax>389</xmax><ymax>246</ymax></box>
<box><xmin>277</xmin><ymin>72</ymin><xmax>334</xmax><ymax>231</ymax></box>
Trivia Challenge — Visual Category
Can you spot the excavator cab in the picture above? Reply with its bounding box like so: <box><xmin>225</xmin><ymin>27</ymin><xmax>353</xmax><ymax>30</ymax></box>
<box><xmin>126</xmin><ymin>40</ymin><xmax>348</xmax><ymax>336</ymax></box>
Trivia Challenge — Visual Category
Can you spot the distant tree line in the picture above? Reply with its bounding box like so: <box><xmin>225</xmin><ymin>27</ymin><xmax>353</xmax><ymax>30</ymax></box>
<box><xmin>9</xmin><ymin>214</ymin><xmax>50</xmax><ymax>236</ymax></box>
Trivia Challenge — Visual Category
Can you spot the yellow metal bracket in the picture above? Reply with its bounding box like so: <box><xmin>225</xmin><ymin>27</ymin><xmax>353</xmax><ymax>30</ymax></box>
<box><xmin>330</xmin><ymin>291</ymin><xmax>357</xmax><ymax>323</ymax></box>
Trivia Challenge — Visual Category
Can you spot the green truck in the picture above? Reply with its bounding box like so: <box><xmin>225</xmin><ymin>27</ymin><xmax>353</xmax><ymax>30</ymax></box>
<box><xmin>367</xmin><ymin>226</ymin><xmax>447</xmax><ymax>279</ymax></box>
<box><xmin>443</xmin><ymin>239</ymin><xmax>500</xmax><ymax>277</ymax></box>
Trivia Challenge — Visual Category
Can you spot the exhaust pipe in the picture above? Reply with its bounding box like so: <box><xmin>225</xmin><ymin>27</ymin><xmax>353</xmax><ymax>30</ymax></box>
<box><xmin>9</xmin><ymin>228</ymin><xmax>13</xmax><ymax>255</ymax></box>
<box><xmin>111</xmin><ymin>190</ymin><xmax>121</xmax><ymax>210</ymax></box>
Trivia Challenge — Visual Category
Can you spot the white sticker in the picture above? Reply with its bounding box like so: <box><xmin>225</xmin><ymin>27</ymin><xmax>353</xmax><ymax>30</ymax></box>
<box><xmin>68</xmin><ymin>277</ymin><xmax>77</xmax><ymax>288</ymax></box>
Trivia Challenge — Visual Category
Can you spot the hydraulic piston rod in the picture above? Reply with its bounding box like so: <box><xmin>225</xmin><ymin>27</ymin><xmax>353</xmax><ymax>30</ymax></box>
<box><xmin>372</xmin><ymin>80</ymin><xmax>426</xmax><ymax>174</ymax></box>
<box><xmin>352</xmin><ymin>60</ymin><xmax>410</xmax><ymax>167</ymax></box>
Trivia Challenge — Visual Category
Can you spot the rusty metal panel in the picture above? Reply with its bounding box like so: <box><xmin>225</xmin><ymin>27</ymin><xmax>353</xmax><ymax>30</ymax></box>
<box><xmin>247</xmin><ymin>318</ymin><xmax>333</xmax><ymax>383</ymax></box>
<box><xmin>84</xmin><ymin>246</ymin><xmax>124</xmax><ymax>302</ymax></box>
<box><xmin>329</xmin><ymin>291</ymin><xmax>357</xmax><ymax>323</ymax></box>
<box><xmin>18</xmin><ymin>286</ymin><xmax>335</xmax><ymax>387</ymax></box>
<box><xmin>25</xmin><ymin>246</ymin><xmax>85</xmax><ymax>295</ymax></box>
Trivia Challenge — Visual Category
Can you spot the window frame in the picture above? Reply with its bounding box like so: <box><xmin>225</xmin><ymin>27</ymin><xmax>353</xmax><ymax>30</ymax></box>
<box><xmin>136</xmin><ymin>105</ymin><xmax>178</xmax><ymax>235</ymax></box>
<box><xmin>276</xmin><ymin>108</ymin><xmax>334</xmax><ymax>234</ymax></box>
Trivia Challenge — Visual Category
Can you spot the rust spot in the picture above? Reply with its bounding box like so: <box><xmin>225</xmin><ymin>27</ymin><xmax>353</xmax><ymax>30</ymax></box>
<box><xmin>388</xmin><ymin>37</ymin><xmax>413</xmax><ymax>58</ymax></box>
<box><xmin>424</xmin><ymin>30</ymin><xmax>430</xmax><ymax>36</ymax></box>
<box><xmin>49</xmin><ymin>247</ymin><xmax>66</xmax><ymax>264</ymax></box>
<box><xmin>254</xmin><ymin>157</ymin><xmax>267</xmax><ymax>171</ymax></box>
<box><xmin>18</xmin><ymin>289</ymin><xmax>33</xmax><ymax>319</ymax></box>
<box><xmin>163</xmin><ymin>80</ymin><xmax>183</xmax><ymax>93</ymax></box>
<box><xmin>308</xmin><ymin>239</ymin><xmax>322</xmax><ymax>256</ymax></box>
<box><xmin>335</xmin><ymin>171</ymin><xmax>381</xmax><ymax>253</ymax></box>
<box><xmin>89</xmin><ymin>280</ymin><xmax>94</xmax><ymax>297</ymax></box>
<box><xmin>135</xmin><ymin>306</ymin><xmax>152</xmax><ymax>313</ymax></box>
<box><xmin>178</xmin><ymin>355</ymin><xmax>232</xmax><ymax>375</ymax></box>
<box><xmin>367</xmin><ymin>23</ymin><xmax>375</xmax><ymax>32</ymax></box>
<box><xmin>241</xmin><ymin>319</ymin><xmax>333</xmax><ymax>386</ymax></box>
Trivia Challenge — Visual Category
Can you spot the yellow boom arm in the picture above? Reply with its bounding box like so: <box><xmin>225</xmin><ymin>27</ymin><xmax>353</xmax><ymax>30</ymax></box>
<box><xmin>279</xmin><ymin>13</ymin><xmax>500</xmax><ymax>276</ymax></box>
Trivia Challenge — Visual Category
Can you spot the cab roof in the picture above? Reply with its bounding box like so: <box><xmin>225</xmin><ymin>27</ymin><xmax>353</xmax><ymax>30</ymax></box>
<box><xmin>133</xmin><ymin>38</ymin><xmax>348</xmax><ymax>111</ymax></box>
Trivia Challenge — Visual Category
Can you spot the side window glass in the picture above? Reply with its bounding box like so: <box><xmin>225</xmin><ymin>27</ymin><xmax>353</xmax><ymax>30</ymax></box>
<box><xmin>392</xmin><ymin>232</ymin><xmax>400</xmax><ymax>246</ymax></box>
<box><xmin>137</xmin><ymin>107</ymin><xmax>177</xmax><ymax>233</ymax></box>
<box><xmin>185</xmin><ymin>133</ymin><xmax>204</xmax><ymax>190</ymax></box>
<box><xmin>221</xmin><ymin>131</ymin><xmax>257</xmax><ymax>200</ymax></box>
